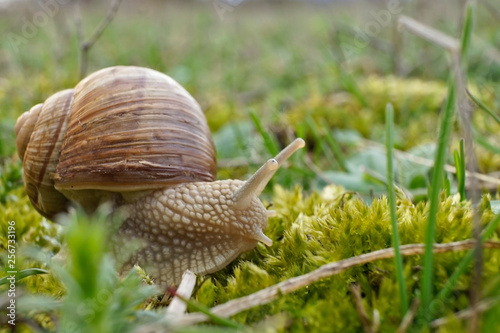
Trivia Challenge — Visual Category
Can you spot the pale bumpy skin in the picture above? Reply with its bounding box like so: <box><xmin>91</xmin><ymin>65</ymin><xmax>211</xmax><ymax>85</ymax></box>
<box><xmin>116</xmin><ymin>180</ymin><xmax>270</xmax><ymax>287</ymax></box>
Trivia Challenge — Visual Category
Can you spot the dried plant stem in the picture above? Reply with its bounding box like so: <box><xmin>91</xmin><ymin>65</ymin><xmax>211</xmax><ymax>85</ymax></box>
<box><xmin>371</xmin><ymin>310</ymin><xmax>380</xmax><ymax>333</ymax></box>
<box><xmin>174</xmin><ymin>240</ymin><xmax>500</xmax><ymax>326</ymax></box>
<box><xmin>165</xmin><ymin>270</ymin><xmax>197</xmax><ymax>318</ymax></box>
<box><xmin>397</xmin><ymin>150</ymin><xmax>500</xmax><ymax>185</ymax></box>
<box><xmin>398</xmin><ymin>16</ymin><xmax>460</xmax><ymax>52</ymax></box>
<box><xmin>361</xmin><ymin>139</ymin><xmax>500</xmax><ymax>186</ymax></box>
<box><xmin>75</xmin><ymin>0</ymin><xmax>123</xmax><ymax>79</ymax></box>
<box><xmin>472</xmin><ymin>34</ymin><xmax>500</xmax><ymax>65</ymax></box>
<box><xmin>350</xmin><ymin>284</ymin><xmax>377</xmax><ymax>333</ymax></box>
<box><xmin>430</xmin><ymin>296</ymin><xmax>500</xmax><ymax>328</ymax></box>
<box><xmin>481</xmin><ymin>0</ymin><xmax>500</xmax><ymax>22</ymax></box>
<box><xmin>396</xmin><ymin>298</ymin><xmax>421</xmax><ymax>333</ymax></box>
<box><xmin>303</xmin><ymin>154</ymin><xmax>336</xmax><ymax>185</ymax></box>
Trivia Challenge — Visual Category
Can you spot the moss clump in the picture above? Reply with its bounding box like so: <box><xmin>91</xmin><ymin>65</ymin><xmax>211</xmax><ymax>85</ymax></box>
<box><xmin>0</xmin><ymin>185</ymin><xmax>64</xmax><ymax>300</ymax></box>
<box><xmin>1</xmin><ymin>176</ymin><xmax>499</xmax><ymax>331</ymax></box>
<box><xmin>197</xmin><ymin>185</ymin><xmax>500</xmax><ymax>331</ymax></box>
<box><xmin>285</xmin><ymin>76</ymin><xmax>448</xmax><ymax>144</ymax></box>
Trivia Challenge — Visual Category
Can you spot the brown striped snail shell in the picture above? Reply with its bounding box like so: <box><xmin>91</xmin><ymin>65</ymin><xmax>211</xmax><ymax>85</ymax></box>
<box><xmin>15</xmin><ymin>66</ymin><xmax>305</xmax><ymax>287</ymax></box>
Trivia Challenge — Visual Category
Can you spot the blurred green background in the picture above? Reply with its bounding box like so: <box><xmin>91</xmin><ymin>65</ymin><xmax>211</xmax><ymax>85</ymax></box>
<box><xmin>1</xmin><ymin>0</ymin><xmax>499</xmax><ymax>200</ymax></box>
<box><xmin>1</xmin><ymin>0</ymin><xmax>500</xmax><ymax>331</ymax></box>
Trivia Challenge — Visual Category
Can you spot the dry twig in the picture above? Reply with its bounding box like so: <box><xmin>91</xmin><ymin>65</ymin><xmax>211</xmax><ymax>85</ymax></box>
<box><xmin>173</xmin><ymin>240</ymin><xmax>500</xmax><ymax>326</ymax></box>
<box><xmin>360</xmin><ymin>138</ymin><xmax>500</xmax><ymax>187</ymax></box>
<box><xmin>304</xmin><ymin>154</ymin><xmax>336</xmax><ymax>185</ymax></box>
<box><xmin>165</xmin><ymin>270</ymin><xmax>197</xmax><ymax>318</ymax></box>
<box><xmin>371</xmin><ymin>310</ymin><xmax>380</xmax><ymax>333</ymax></box>
<box><xmin>398</xmin><ymin>16</ymin><xmax>460</xmax><ymax>53</ymax></box>
<box><xmin>430</xmin><ymin>296</ymin><xmax>500</xmax><ymax>328</ymax></box>
<box><xmin>481</xmin><ymin>0</ymin><xmax>500</xmax><ymax>22</ymax></box>
<box><xmin>350</xmin><ymin>283</ymin><xmax>375</xmax><ymax>333</ymax></box>
<box><xmin>75</xmin><ymin>0</ymin><xmax>123</xmax><ymax>78</ymax></box>
<box><xmin>473</xmin><ymin>34</ymin><xmax>500</xmax><ymax>65</ymax></box>
<box><xmin>396</xmin><ymin>298</ymin><xmax>421</xmax><ymax>333</ymax></box>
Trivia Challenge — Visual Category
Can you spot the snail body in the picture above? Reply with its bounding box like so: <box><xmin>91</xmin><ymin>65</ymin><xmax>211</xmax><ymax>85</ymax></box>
<box><xmin>15</xmin><ymin>66</ymin><xmax>304</xmax><ymax>286</ymax></box>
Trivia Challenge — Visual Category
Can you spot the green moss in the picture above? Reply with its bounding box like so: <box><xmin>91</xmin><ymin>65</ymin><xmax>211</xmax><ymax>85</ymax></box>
<box><xmin>195</xmin><ymin>185</ymin><xmax>500</xmax><ymax>331</ymax></box>
<box><xmin>1</xmin><ymin>176</ymin><xmax>499</xmax><ymax>331</ymax></box>
<box><xmin>0</xmin><ymin>185</ymin><xmax>63</xmax><ymax>273</ymax></box>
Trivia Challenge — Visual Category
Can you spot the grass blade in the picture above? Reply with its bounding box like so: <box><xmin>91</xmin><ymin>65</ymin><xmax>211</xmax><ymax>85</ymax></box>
<box><xmin>420</xmin><ymin>80</ymin><xmax>456</xmax><ymax>320</ymax></box>
<box><xmin>305</xmin><ymin>116</ymin><xmax>333</xmax><ymax>165</ymax></box>
<box><xmin>453</xmin><ymin>139</ymin><xmax>466</xmax><ymax>201</ymax></box>
<box><xmin>473</xmin><ymin>129</ymin><xmax>500</xmax><ymax>154</ymax></box>
<box><xmin>466</xmin><ymin>89</ymin><xmax>500</xmax><ymax>125</ymax></box>
<box><xmin>429</xmin><ymin>212</ymin><xmax>500</xmax><ymax>315</ymax></box>
<box><xmin>385</xmin><ymin>103</ymin><xmax>408</xmax><ymax>315</ymax></box>
<box><xmin>443</xmin><ymin>173</ymin><xmax>451</xmax><ymax>197</ymax></box>
<box><xmin>460</xmin><ymin>2</ymin><xmax>475</xmax><ymax>65</ymax></box>
<box><xmin>335</xmin><ymin>63</ymin><xmax>368</xmax><ymax>107</ymax></box>
<box><xmin>0</xmin><ymin>268</ymin><xmax>49</xmax><ymax>285</ymax></box>
<box><xmin>249</xmin><ymin>110</ymin><xmax>279</xmax><ymax>157</ymax></box>
<box><xmin>304</xmin><ymin>116</ymin><xmax>347</xmax><ymax>172</ymax></box>
<box><xmin>325</xmin><ymin>129</ymin><xmax>348</xmax><ymax>172</ymax></box>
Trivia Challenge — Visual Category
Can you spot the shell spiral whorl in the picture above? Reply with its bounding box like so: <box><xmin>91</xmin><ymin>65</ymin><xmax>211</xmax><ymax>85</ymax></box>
<box><xmin>15</xmin><ymin>66</ymin><xmax>216</xmax><ymax>220</ymax></box>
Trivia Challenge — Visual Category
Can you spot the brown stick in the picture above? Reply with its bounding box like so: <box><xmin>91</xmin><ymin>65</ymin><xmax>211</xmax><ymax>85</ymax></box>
<box><xmin>350</xmin><ymin>284</ymin><xmax>373</xmax><ymax>333</ymax></box>
<box><xmin>173</xmin><ymin>240</ymin><xmax>500</xmax><ymax>326</ymax></box>
<box><xmin>431</xmin><ymin>296</ymin><xmax>500</xmax><ymax>328</ymax></box>
<box><xmin>76</xmin><ymin>0</ymin><xmax>123</xmax><ymax>79</ymax></box>
<box><xmin>481</xmin><ymin>0</ymin><xmax>500</xmax><ymax>22</ymax></box>
<box><xmin>398</xmin><ymin>16</ymin><xmax>460</xmax><ymax>52</ymax></box>
<box><xmin>360</xmin><ymin>138</ymin><xmax>500</xmax><ymax>186</ymax></box>
<box><xmin>165</xmin><ymin>270</ymin><xmax>197</xmax><ymax>318</ymax></box>
<box><xmin>396</xmin><ymin>298</ymin><xmax>421</xmax><ymax>333</ymax></box>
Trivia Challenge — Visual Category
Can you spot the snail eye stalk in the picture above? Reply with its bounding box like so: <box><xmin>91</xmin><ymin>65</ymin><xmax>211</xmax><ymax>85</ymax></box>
<box><xmin>232</xmin><ymin>138</ymin><xmax>305</xmax><ymax>209</ymax></box>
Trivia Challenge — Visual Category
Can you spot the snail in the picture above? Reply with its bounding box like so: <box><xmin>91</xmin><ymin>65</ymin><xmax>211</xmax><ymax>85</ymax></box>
<box><xmin>14</xmin><ymin>66</ymin><xmax>305</xmax><ymax>287</ymax></box>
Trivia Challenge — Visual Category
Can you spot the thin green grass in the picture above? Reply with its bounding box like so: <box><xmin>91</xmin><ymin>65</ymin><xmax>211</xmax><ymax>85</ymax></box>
<box><xmin>429</xmin><ymin>212</ymin><xmax>500</xmax><ymax>318</ymax></box>
<box><xmin>420</xmin><ymin>4</ymin><xmax>475</xmax><ymax>322</ymax></box>
<box><xmin>473</xmin><ymin>129</ymin><xmax>500</xmax><ymax>155</ymax></box>
<box><xmin>250</xmin><ymin>110</ymin><xmax>280</xmax><ymax>157</ymax></box>
<box><xmin>334</xmin><ymin>63</ymin><xmax>368</xmax><ymax>107</ymax></box>
<box><xmin>302</xmin><ymin>116</ymin><xmax>348</xmax><ymax>172</ymax></box>
<box><xmin>467</xmin><ymin>89</ymin><xmax>500</xmax><ymax>125</ymax></box>
<box><xmin>305</xmin><ymin>116</ymin><xmax>333</xmax><ymax>166</ymax></box>
<box><xmin>453</xmin><ymin>139</ymin><xmax>466</xmax><ymax>201</ymax></box>
<box><xmin>385</xmin><ymin>103</ymin><xmax>408</xmax><ymax>315</ymax></box>
<box><xmin>0</xmin><ymin>268</ymin><xmax>48</xmax><ymax>285</ymax></box>
<box><xmin>171</xmin><ymin>292</ymin><xmax>243</xmax><ymax>329</ymax></box>
<box><xmin>324</xmin><ymin>129</ymin><xmax>348</xmax><ymax>172</ymax></box>
<box><xmin>420</xmin><ymin>80</ymin><xmax>456</xmax><ymax>321</ymax></box>
<box><xmin>460</xmin><ymin>2</ymin><xmax>475</xmax><ymax>68</ymax></box>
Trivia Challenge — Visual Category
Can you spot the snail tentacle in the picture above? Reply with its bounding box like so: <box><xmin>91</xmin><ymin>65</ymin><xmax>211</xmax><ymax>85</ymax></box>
<box><xmin>232</xmin><ymin>138</ymin><xmax>305</xmax><ymax>209</ymax></box>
